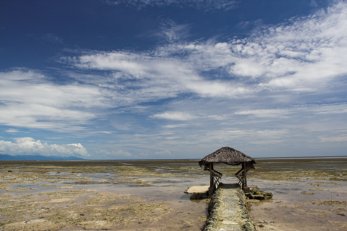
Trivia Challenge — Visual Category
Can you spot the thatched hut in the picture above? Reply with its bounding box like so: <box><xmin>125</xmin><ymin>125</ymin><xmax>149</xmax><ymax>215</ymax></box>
<box><xmin>199</xmin><ymin>146</ymin><xmax>255</xmax><ymax>195</ymax></box>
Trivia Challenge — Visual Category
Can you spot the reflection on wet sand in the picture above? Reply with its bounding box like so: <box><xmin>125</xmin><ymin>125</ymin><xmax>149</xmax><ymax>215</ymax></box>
<box><xmin>247</xmin><ymin>159</ymin><xmax>347</xmax><ymax>231</ymax></box>
<box><xmin>0</xmin><ymin>161</ymin><xmax>209</xmax><ymax>230</ymax></box>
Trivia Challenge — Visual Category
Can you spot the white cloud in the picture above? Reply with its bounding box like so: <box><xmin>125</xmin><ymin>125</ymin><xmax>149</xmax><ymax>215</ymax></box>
<box><xmin>162</xmin><ymin>124</ymin><xmax>188</xmax><ymax>129</ymax></box>
<box><xmin>235</xmin><ymin>109</ymin><xmax>290</xmax><ymax>118</ymax></box>
<box><xmin>205</xmin><ymin>128</ymin><xmax>288</xmax><ymax>143</ymax></box>
<box><xmin>5</xmin><ymin>128</ymin><xmax>18</xmax><ymax>133</ymax></box>
<box><xmin>158</xmin><ymin>20</ymin><xmax>190</xmax><ymax>42</ymax></box>
<box><xmin>71</xmin><ymin>1</ymin><xmax>347</xmax><ymax>107</ymax></box>
<box><xmin>73</xmin><ymin>51</ymin><xmax>252</xmax><ymax>103</ymax></box>
<box><xmin>152</xmin><ymin>111</ymin><xmax>196</xmax><ymax>121</ymax></box>
<box><xmin>0</xmin><ymin>69</ymin><xmax>107</xmax><ymax>131</ymax></box>
<box><xmin>157</xmin><ymin>1</ymin><xmax>347</xmax><ymax>93</ymax></box>
<box><xmin>320</xmin><ymin>135</ymin><xmax>347</xmax><ymax>143</ymax></box>
<box><xmin>0</xmin><ymin>137</ymin><xmax>88</xmax><ymax>156</ymax></box>
<box><xmin>75</xmin><ymin>52</ymin><xmax>147</xmax><ymax>76</ymax></box>
<box><xmin>311</xmin><ymin>104</ymin><xmax>347</xmax><ymax>115</ymax></box>
<box><xmin>22</xmin><ymin>0</ymin><xmax>346</xmax><ymax>158</ymax></box>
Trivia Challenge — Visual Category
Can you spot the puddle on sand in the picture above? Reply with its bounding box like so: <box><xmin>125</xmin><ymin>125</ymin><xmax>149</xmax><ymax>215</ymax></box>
<box><xmin>0</xmin><ymin>161</ymin><xmax>209</xmax><ymax>230</ymax></box>
<box><xmin>249</xmin><ymin>180</ymin><xmax>347</xmax><ymax>231</ymax></box>
<box><xmin>248</xmin><ymin>159</ymin><xmax>347</xmax><ymax>231</ymax></box>
<box><xmin>1</xmin><ymin>159</ymin><xmax>346</xmax><ymax>230</ymax></box>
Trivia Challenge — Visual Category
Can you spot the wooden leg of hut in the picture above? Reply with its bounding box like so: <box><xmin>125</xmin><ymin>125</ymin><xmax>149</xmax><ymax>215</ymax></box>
<box><xmin>209</xmin><ymin>163</ymin><xmax>214</xmax><ymax>196</ymax></box>
<box><xmin>235</xmin><ymin>165</ymin><xmax>244</xmax><ymax>188</ymax></box>
<box><xmin>242</xmin><ymin>164</ymin><xmax>252</xmax><ymax>190</ymax></box>
<box><xmin>241</xmin><ymin>163</ymin><xmax>248</xmax><ymax>190</ymax></box>
<box><xmin>209</xmin><ymin>174</ymin><xmax>213</xmax><ymax>195</ymax></box>
<box><xmin>235</xmin><ymin>168</ymin><xmax>243</xmax><ymax>177</ymax></box>
<box><xmin>242</xmin><ymin>170</ymin><xmax>247</xmax><ymax>190</ymax></box>
<box><xmin>235</xmin><ymin>163</ymin><xmax>253</xmax><ymax>190</ymax></box>
<box><xmin>208</xmin><ymin>164</ymin><xmax>223</xmax><ymax>196</ymax></box>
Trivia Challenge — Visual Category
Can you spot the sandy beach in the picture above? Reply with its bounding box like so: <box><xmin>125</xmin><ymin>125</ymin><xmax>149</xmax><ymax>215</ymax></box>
<box><xmin>0</xmin><ymin>159</ymin><xmax>346</xmax><ymax>230</ymax></box>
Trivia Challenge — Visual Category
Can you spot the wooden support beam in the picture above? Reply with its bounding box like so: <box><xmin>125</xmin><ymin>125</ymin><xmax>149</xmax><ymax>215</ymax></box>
<box><xmin>242</xmin><ymin>162</ymin><xmax>247</xmax><ymax>189</ymax></box>
<box><xmin>207</xmin><ymin>163</ymin><xmax>223</xmax><ymax>196</ymax></box>
<box><xmin>209</xmin><ymin>163</ymin><xmax>214</xmax><ymax>195</ymax></box>
<box><xmin>235</xmin><ymin>163</ymin><xmax>250</xmax><ymax>190</ymax></box>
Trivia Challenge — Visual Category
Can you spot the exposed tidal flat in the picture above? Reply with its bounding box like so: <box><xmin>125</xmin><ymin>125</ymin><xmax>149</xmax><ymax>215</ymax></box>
<box><xmin>247</xmin><ymin>158</ymin><xmax>347</xmax><ymax>231</ymax></box>
<box><xmin>0</xmin><ymin>160</ymin><xmax>210</xmax><ymax>231</ymax></box>
<box><xmin>0</xmin><ymin>158</ymin><xmax>346</xmax><ymax>231</ymax></box>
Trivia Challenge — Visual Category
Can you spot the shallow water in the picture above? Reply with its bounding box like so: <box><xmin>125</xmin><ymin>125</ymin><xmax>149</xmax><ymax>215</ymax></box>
<box><xmin>0</xmin><ymin>160</ymin><xmax>209</xmax><ymax>230</ymax></box>
<box><xmin>0</xmin><ymin>159</ymin><xmax>346</xmax><ymax>230</ymax></box>
<box><xmin>247</xmin><ymin>159</ymin><xmax>347</xmax><ymax>231</ymax></box>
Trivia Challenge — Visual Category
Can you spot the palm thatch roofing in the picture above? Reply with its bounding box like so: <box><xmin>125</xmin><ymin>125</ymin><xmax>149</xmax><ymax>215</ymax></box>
<box><xmin>199</xmin><ymin>146</ymin><xmax>255</xmax><ymax>167</ymax></box>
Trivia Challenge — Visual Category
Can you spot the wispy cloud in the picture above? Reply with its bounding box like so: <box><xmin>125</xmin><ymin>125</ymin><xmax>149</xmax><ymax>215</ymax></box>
<box><xmin>157</xmin><ymin>20</ymin><xmax>190</xmax><ymax>42</ymax></box>
<box><xmin>55</xmin><ymin>1</ymin><xmax>347</xmax><ymax>157</ymax></box>
<box><xmin>5</xmin><ymin>128</ymin><xmax>18</xmax><ymax>133</ymax></box>
<box><xmin>152</xmin><ymin>111</ymin><xmax>196</xmax><ymax>121</ymax></box>
<box><xmin>320</xmin><ymin>135</ymin><xmax>347</xmax><ymax>143</ymax></box>
<box><xmin>71</xmin><ymin>1</ymin><xmax>347</xmax><ymax>106</ymax></box>
<box><xmin>0</xmin><ymin>137</ymin><xmax>87</xmax><ymax>156</ymax></box>
<box><xmin>157</xmin><ymin>1</ymin><xmax>347</xmax><ymax>93</ymax></box>
<box><xmin>2</xmin><ymin>1</ymin><xmax>347</xmax><ymax>158</ymax></box>
<box><xmin>0</xmin><ymin>69</ymin><xmax>107</xmax><ymax>131</ymax></box>
<box><xmin>40</xmin><ymin>33</ymin><xmax>63</xmax><ymax>44</ymax></box>
<box><xmin>234</xmin><ymin>109</ymin><xmax>290</xmax><ymax>118</ymax></box>
<box><xmin>72</xmin><ymin>51</ymin><xmax>252</xmax><ymax>104</ymax></box>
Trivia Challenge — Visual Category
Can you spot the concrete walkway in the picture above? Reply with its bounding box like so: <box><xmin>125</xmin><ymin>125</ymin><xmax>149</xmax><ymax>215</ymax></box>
<box><xmin>204</xmin><ymin>184</ymin><xmax>255</xmax><ymax>231</ymax></box>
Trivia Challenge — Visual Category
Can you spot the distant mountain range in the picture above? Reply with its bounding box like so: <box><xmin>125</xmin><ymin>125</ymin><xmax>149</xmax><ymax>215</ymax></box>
<box><xmin>0</xmin><ymin>154</ymin><xmax>84</xmax><ymax>161</ymax></box>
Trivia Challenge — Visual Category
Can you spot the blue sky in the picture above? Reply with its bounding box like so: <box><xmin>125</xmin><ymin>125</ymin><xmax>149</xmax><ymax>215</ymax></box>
<box><xmin>0</xmin><ymin>0</ymin><xmax>347</xmax><ymax>159</ymax></box>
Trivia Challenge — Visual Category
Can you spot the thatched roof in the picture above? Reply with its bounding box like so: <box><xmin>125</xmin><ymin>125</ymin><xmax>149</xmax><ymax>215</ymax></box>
<box><xmin>199</xmin><ymin>146</ymin><xmax>255</xmax><ymax>167</ymax></box>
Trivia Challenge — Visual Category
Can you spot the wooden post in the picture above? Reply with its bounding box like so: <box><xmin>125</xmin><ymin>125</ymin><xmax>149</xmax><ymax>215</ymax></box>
<box><xmin>239</xmin><ymin>163</ymin><xmax>244</xmax><ymax>190</ymax></box>
<box><xmin>243</xmin><ymin>173</ymin><xmax>247</xmax><ymax>189</ymax></box>
<box><xmin>235</xmin><ymin>162</ymin><xmax>252</xmax><ymax>190</ymax></box>
<box><xmin>207</xmin><ymin>163</ymin><xmax>223</xmax><ymax>196</ymax></box>
<box><xmin>209</xmin><ymin>163</ymin><xmax>214</xmax><ymax>195</ymax></box>
<box><xmin>235</xmin><ymin>166</ymin><xmax>242</xmax><ymax>188</ymax></box>
<box><xmin>242</xmin><ymin>163</ymin><xmax>248</xmax><ymax>190</ymax></box>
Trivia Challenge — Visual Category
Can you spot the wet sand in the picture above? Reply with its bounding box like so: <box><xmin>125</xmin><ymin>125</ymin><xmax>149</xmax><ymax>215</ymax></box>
<box><xmin>0</xmin><ymin>158</ymin><xmax>346</xmax><ymax>230</ymax></box>
<box><xmin>0</xmin><ymin>161</ymin><xmax>209</xmax><ymax>230</ymax></box>
<box><xmin>247</xmin><ymin>159</ymin><xmax>347</xmax><ymax>231</ymax></box>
